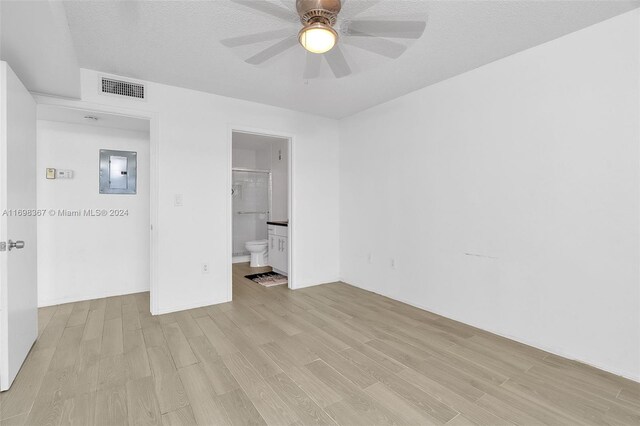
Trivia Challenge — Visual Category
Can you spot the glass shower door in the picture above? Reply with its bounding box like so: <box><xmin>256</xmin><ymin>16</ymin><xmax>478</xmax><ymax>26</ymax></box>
<box><xmin>232</xmin><ymin>170</ymin><xmax>270</xmax><ymax>257</ymax></box>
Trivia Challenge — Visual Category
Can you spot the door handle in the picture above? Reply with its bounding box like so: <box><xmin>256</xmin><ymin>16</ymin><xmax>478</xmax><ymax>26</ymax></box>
<box><xmin>8</xmin><ymin>240</ymin><xmax>25</xmax><ymax>251</ymax></box>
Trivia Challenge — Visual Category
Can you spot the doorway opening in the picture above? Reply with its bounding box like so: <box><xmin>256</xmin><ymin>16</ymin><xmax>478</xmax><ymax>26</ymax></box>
<box><xmin>36</xmin><ymin>105</ymin><xmax>152</xmax><ymax>309</ymax></box>
<box><xmin>230</xmin><ymin>130</ymin><xmax>292</xmax><ymax>296</ymax></box>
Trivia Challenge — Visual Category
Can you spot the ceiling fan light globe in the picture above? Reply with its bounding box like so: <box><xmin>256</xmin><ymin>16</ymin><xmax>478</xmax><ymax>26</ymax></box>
<box><xmin>298</xmin><ymin>23</ymin><xmax>337</xmax><ymax>54</ymax></box>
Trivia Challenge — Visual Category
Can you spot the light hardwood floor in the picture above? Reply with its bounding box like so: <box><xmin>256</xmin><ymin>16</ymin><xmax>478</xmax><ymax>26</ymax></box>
<box><xmin>1</xmin><ymin>263</ymin><xmax>639</xmax><ymax>425</ymax></box>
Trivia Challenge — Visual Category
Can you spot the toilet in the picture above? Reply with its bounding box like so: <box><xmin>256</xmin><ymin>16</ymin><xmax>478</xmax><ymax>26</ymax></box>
<box><xmin>245</xmin><ymin>239</ymin><xmax>268</xmax><ymax>267</ymax></box>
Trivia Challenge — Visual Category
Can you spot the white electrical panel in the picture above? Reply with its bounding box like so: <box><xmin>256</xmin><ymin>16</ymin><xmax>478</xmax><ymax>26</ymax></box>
<box><xmin>99</xmin><ymin>149</ymin><xmax>137</xmax><ymax>194</ymax></box>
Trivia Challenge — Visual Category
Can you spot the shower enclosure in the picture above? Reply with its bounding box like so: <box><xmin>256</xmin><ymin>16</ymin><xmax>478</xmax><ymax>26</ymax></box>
<box><xmin>232</xmin><ymin>169</ymin><xmax>271</xmax><ymax>259</ymax></box>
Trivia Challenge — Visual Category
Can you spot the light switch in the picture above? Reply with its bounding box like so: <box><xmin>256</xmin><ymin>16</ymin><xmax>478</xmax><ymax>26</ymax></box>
<box><xmin>46</xmin><ymin>168</ymin><xmax>56</xmax><ymax>179</ymax></box>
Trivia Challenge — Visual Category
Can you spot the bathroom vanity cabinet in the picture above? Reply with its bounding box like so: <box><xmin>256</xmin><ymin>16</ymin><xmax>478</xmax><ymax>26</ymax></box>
<box><xmin>268</xmin><ymin>223</ymin><xmax>288</xmax><ymax>275</ymax></box>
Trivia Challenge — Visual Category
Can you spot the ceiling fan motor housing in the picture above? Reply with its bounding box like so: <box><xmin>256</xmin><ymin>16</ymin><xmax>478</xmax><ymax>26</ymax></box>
<box><xmin>296</xmin><ymin>0</ymin><xmax>341</xmax><ymax>26</ymax></box>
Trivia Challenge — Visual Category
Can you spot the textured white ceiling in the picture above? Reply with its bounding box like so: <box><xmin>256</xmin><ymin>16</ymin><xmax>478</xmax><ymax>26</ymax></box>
<box><xmin>1</xmin><ymin>1</ymin><xmax>80</xmax><ymax>98</ymax></box>
<box><xmin>63</xmin><ymin>0</ymin><xmax>639</xmax><ymax>118</ymax></box>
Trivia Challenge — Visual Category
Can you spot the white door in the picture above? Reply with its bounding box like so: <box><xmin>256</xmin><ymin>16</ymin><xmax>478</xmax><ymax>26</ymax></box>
<box><xmin>0</xmin><ymin>62</ymin><xmax>38</xmax><ymax>391</ymax></box>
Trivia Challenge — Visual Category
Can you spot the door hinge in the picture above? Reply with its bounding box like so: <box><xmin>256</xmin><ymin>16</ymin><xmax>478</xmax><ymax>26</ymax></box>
<box><xmin>0</xmin><ymin>242</ymin><xmax>6</xmax><ymax>252</ymax></box>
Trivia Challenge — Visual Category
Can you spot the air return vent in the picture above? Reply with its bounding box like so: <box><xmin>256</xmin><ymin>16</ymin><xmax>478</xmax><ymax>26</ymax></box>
<box><xmin>101</xmin><ymin>77</ymin><xmax>145</xmax><ymax>99</ymax></box>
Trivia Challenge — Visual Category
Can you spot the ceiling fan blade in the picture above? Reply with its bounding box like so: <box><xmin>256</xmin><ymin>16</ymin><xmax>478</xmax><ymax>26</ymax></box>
<box><xmin>343</xmin><ymin>20</ymin><xmax>426</xmax><ymax>39</ymax></box>
<box><xmin>278</xmin><ymin>0</ymin><xmax>296</xmax><ymax>12</ymax></box>
<box><xmin>303</xmin><ymin>52</ymin><xmax>322</xmax><ymax>79</ymax></box>
<box><xmin>230</xmin><ymin>0</ymin><xmax>296</xmax><ymax>22</ymax></box>
<box><xmin>245</xmin><ymin>36</ymin><xmax>298</xmax><ymax>65</ymax></box>
<box><xmin>324</xmin><ymin>46</ymin><xmax>351</xmax><ymax>78</ymax></box>
<box><xmin>343</xmin><ymin>36</ymin><xmax>406</xmax><ymax>59</ymax></box>
<box><xmin>221</xmin><ymin>29</ymin><xmax>293</xmax><ymax>47</ymax></box>
<box><xmin>341</xmin><ymin>0</ymin><xmax>380</xmax><ymax>18</ymax></box>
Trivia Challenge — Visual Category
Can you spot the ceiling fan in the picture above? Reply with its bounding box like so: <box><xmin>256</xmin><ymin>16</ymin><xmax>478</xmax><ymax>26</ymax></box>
<box><xmin>221</xmin><ymin>0</ymin><xmax>427</xmax><ymax>79</ymax></box>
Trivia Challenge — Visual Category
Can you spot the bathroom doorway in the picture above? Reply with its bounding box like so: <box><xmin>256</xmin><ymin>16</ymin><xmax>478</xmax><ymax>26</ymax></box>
<box><xmin>232</xmin><ymin>169</ymin><xmax>271</xmax><ymax>262</ymax></box>
<box><xmin>230</xmin><ymin>130</ymin><xmax>291</xmax><ymax>295</ymax></box>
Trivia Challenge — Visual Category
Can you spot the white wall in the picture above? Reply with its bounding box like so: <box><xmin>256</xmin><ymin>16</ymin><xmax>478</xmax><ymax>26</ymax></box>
<box><xmin>270</xmin><ymin>138</ymin><xmax>288</xmax><ymax>221</ymax></box>
<box><xmin>37</xmin><ymin>120</ymin><xmax>150</xmax><ymax>306</ymax></box>
<box><xmin>232</xmin><ymin>148</ymin><xmax>258</xmax><ymax>170</ymax></box>
<box><xmin>339</xmin><ymin>10</ymin><xmax>640</xmax><ymax>381</ymax></box>
<box><xmin>77</xmin><ymin>68</ymin><xmax>340</xmax><ymax>313</ymax></box>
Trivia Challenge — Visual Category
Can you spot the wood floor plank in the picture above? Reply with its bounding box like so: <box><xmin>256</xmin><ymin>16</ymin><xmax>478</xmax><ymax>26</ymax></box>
<box><xmin>0</xmin><ymin>348</ymin><xmax>56</xmax><ymax>420</ymax></box>
<box><xmin>218</xmin><ymin>388</ymin><xmax>267</xmax><ymax>426</ymax></box>
<box><xmin>101</xmin><ymin>318</ymin><xmax>124</xmax><ymax>358</ymax></box>
<box><xmin>89</xmin><ymin>298</ymin><xmax>107</xmax><ymax>312</ymax></box>
<box><xmin>35</xmin><ymin>310</ymin><xmax>72</xmax><ymax>350</ymax></box>
<box><xmin>177</xmin><ymin>364</ymin><xmax>218</xmax><ymax>405</ymax></box>
<box><xmin>23</xmin><ymin>366</ymin><xmax>76</xmax><ymax>426</ymax></box>
<box><xmin>299</xmin><ymin>334</ymin><xmax>377</xmax><ymax>389</ymax></box>
<box><xmin>59</xmin><ymin>391</ymin><xmax>96</xmax><ymax>426</ymax></box>
<box><xmin>126</xmin><ymin>376</ymin><xmax>162</xmax><ymax>426</ymax></box>
<box><xmin>398</xmin><ymin>368</ymin><xmax>510</xmax><ymax>425</ymax></box>
<box><xmin>161</xmin><ymin>405</ymin><xmax>197</xmax><ymax>426</ymax></box>
<box><xmin>142</xmin><ymin>326</ymin><xmax>166</xmax><ymax>348</ymax></box>
<box><xmin>222</xmin><ymin>352</ymin><xmax>300</xmax><ymax>425</ymax></box>
<box><xmin>83</xmin><ymin>309</ymin><xmax>106</xmax><ymax>342</ymax></box>
<box><xmin>307</xmin><ymin>375</ymin><xmax>406</xmax><ymax>426</ymax></box>
<box><xmin>265</xmin><ymin>372</ymin><xmax>337</xmax><ymax>425</ymax></box>
<box><xmin>4</xmin><ymin>263</ymin><xmax>639</xmax><ymax>425</ymax></box>
<box><xmin>37</xmin><ymin>305</ymin><xmax>58</xmax><ymax>336</ymax></box>
<box><xmin>122</xmin><ymin>303</ymin><xmax>142</xmax><ymax>332</ymax></box>
<box><xmin>212</xmin><ymin>317</ymin><xmax>284</xmax><ymax>379</ymax></box>
<box><xmin>162</xmin><ymin>323</ymin><xmax>197</xmax><ymax>368</ymax></box>
<box><xmin>174</xmin><ymin>311</ymin><xmax>203</xmax><ymax>339</ymax></box>
<box><xmin>104</xmin><ymin>297</ymin><xmax>123</xmax><ymax>321</ymax></box>
<box><xmin>153</xmin><ymin>371</ymin><xmax>189</xmax><ymax>415</ymax></box>
<box><xmin>72</xmin><ymin>338</ymin><xmax>101</xmax><ymax>397</ymax></box>
<box><xmin>147</xmin><ymin>346</ymin><xmax>189</xmax><ymax>414</ymax></box>
<box><xmin>188</xmin><ymin>336</ymin><xmax>239</xmax><ymax>395</ymax></box>
<box><xmin>139</xmin><ymin>313</ymin><xmax>160</xmax><ymax>330</ymax></box>
<box><xmin>97</xmin><ymin>354</ymin><xmax>127</xmax><ymax>390</ymax></box>
<box><xmin>123</xmin><ymin>329</ymin><xmax>152</xmax><ymax>380</ymax></box>
<box><xmin>364</xmin><ymin>381</ymin><xmax>438</xmax><ymax>425</ymax></box>
<box><xmin>67</xmin><ymin>306</ymin><xmax>90</xmax><ymax>329</ymax></box>
<box><xmin>195</xmin><ymin>315</ymin><xmax>239</xmax><ymax>356</ymax></box>
<box><xmin>178</xmin><ymin>364</ymin><xmax>231</xmax><ymax>425</ymax></box>
<box><xmin>260</xmin><ymin>341</ymin><xmax>342</xmax><ymax>409</ymax></box>
<box><xmin>250</xmin><ymin>304</ymin><xmax>304</xmax><ymax>336</ymax></box>
<box><xmin>0</xmin><ymin>413</ymin><xmax>28</xmax><ymax>426</ymax></box>
<box><xmin>95</xmin><ymin>385</ymin><xmax>128</xmax><ymax>426</ymax></box>
<box><xmin>618</xmin><ymin>386</ymin><xmax>640</xmax><ymax>407</ymax></box>
<box><xmin>48</xmin><ymin>325</ymin><xmax>84</xmax><ymax>372</ymax></box>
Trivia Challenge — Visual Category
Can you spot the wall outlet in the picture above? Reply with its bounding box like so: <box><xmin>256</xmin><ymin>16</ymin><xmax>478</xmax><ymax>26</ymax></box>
<box><xmin>174</xmin><ymin>194</ymin><xmax>184</xmax><ymax>207</ymax></box>
<box><xmin>367</xmin><ymin>253</ymin><xmax>373</xmax><ymax>264</ymax></box>
<box><xmin>390</xmin><ymin>258</ymin><xmax>396</xmax><ymax>269</ymax></box>
<box><xmin>202</xmin><ymin>263</ymin><xmax>209</xmax><ymax>274</ymax></box>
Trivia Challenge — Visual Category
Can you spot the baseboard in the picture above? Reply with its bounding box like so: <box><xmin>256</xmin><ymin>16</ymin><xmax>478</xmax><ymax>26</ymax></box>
<box><xmin>292</xmin><ymin>277</ymin><xmax>341</xmax><ymax>290</ymax></box>
<box><xmin>38</xmin><ymin>287</ymin><xmax>150</xmax><ymax>307</ymax></box>
<box><xmin>341</xmin><ymin>279</ymin><xmax>640</xmax><ymax>383</ymax></box>
<box><xmin>153</xmin><ymin>297</ymin><xmax>231</xmax><ymax>315</ymax></box>
<box><xmin>272</xmin><ymin>268</ymin><xmax>288</xmax><ymax>276</ymax></box>
<box><xmin>232</xmin><ymin>255</ymin><xmax>250</xmax><ymax>264</ymax></box>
